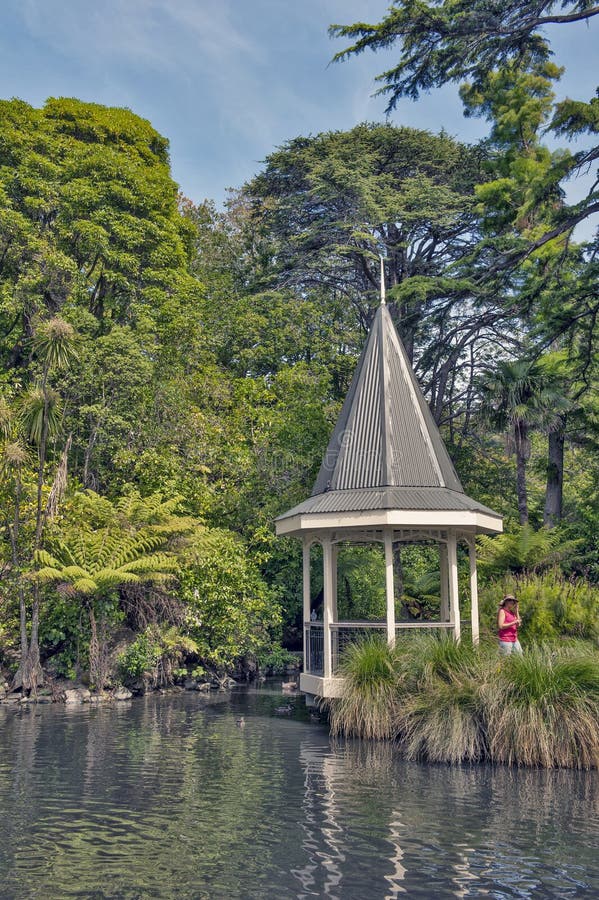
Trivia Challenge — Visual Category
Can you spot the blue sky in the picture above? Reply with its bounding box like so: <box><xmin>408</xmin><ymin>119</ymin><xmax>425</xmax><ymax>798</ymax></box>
<box><xmin>0</xmin><ymin>0</ymin><xmax>597</xmax><ymax>212</ymax></box>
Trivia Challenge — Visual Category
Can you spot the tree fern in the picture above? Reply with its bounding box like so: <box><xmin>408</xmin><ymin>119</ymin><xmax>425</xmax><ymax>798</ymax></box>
<box><xmin>35</xmin><ymin>489</ymin><xmax>202</xmax><ymax>689</ymax></box>
<box><xmin>477</xmin><ymin>524</ymin><xmax>575</xmax><ymax>577</ymax></box>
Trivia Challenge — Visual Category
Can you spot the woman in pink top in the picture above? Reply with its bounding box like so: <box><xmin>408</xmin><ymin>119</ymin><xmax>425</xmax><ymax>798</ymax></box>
<box><xmin>497</xmin><ymin>595</ymin><xmax>523</xmax><ymax>654</ymax></box>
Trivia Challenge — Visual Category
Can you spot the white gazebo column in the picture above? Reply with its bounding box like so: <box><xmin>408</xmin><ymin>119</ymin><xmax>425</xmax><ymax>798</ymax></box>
<box><xmin>439</xmin><ymin>542</ymin><xmax>449</xmax><ymax>622</ymax></box>
<box><xmin>331</xmin><ymin>542</ymin><xmax>338</xmax><ymax>623</ymax></box>
<box><xmin>468</xmin><ymin>538</ymin><xmax>480</xmax><ymax>645</ymax></box>
<box><xmin>447</xmin><ymin>533</ymin><xmax>461</xmax><ymax>641</ymax></box>
<box><xmin>322</xmin><ymin>536</ymin><xmax>335</xmax><ymax>678</ymax></box>
<box><xmin>384</xmin><ymin>530</ymin><xmax>396</xmax><ymax>646</ymax></box>
<box><xmin>302</xmin><ymin>537</ymin><xmax>312</xmax><ymax>671</ymax></box>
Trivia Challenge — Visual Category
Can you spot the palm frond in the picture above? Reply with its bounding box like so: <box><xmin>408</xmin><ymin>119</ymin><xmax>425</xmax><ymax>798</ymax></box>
<box><xmin>19</xmin><ymin>385</ymin><xmax>62</xmax><ymax>444</ymax></box>
<box><xmin>71</xmin><ymin>577</ymin><xmax>98</xmax><ymax>594</ymax></box>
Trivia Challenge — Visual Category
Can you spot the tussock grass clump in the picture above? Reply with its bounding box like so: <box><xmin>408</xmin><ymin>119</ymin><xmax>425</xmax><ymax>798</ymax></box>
<box><xmin>394</xmin><ymin>635</ymin><xmax>490</xmax><ymax>763</ymax></box>
<box><xmin>485</xmin><ymin>645</ymin><xmax>599</xmax><ymax>769</ymax></box>
<box><xmin>395</xmin><ymin>633</ymin><xmax>483</xmax><ymax>690</ymax></box>
<box><xmin>396</xmin><ymin>677</ymin><xmax>487</xmax><ymax>763</ymax></box>
<box><xmin>328</xmin><ymin>635</ymin><xmax>599</xmax><ymax>769</ymax></box>
<box><xmin>328</xmin><ymin>636</ymin><xmax>400</xmax><ymax>739</ymax></box>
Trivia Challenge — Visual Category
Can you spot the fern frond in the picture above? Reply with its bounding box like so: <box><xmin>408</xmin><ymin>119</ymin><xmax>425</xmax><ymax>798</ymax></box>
<box><xmin>36</xmin><ymin>566</ymin><xmax>65</xmax><ymax>583</ymax></box>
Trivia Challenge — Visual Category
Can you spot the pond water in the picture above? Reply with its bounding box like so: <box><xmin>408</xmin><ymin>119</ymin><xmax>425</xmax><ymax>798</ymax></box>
<box><xmin>0</xmin><ymin>685</ymin><xmax>597</xmax><ymax>899</ymax></box>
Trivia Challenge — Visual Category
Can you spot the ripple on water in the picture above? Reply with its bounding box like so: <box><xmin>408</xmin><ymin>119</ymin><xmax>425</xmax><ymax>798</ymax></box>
<box><xmin>0</xmin><ymin>692</ymin><xmax>597</xmax><ymax>899</ymax></box>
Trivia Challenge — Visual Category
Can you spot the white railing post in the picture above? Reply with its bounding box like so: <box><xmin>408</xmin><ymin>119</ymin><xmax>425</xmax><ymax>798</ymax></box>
<box><xmin>384</xmin><ymin>530</ymin><xmax>395</xmax><ymax>646</ymax></box>
<box><xmin>448</xmin><ymin>533</ymin><xmax>461</xmax><ymax>641</ymax></box>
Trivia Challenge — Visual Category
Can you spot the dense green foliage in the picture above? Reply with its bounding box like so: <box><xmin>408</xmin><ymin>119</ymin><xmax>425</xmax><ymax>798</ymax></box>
<box><xmin>0</xmin><ymin>20</ymin><xmax>597</xmax><ymax>697</ymax></box>
<box><xmin>0</xmin><ymin>99</ymin><xmax>286</xmax><ymax>689</ymax></box>
<box><xmin>479</xmin><ymin>570</ymin><xmax>599</xmax><ymax>642</ymax></box>
<box><xmin>328</xmin><ymin>635</ymin><xmax>599</xmax><ymax>768</ymax></box>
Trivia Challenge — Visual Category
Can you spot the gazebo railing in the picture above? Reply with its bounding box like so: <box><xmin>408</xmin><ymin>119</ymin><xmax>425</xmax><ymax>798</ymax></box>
<box><xmin>305</xmin><ymin>623</ymin><xmax>324</xmax><ymax>675</ymax></box>
<box><xmin>331</xmin><ymin>622</ymin><xmax>387</xmax><ymax>674</ymax></box>
<box><xmin>305</xmin><ymin>620</ymin><xmax>456</xmax><ymax>676</ymax></box>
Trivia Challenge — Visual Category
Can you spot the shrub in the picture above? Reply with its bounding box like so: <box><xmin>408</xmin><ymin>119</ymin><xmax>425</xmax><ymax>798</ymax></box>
<box><xmin>118</xmin><ymin>632</ymin><xmax>160</xmax><ymax>679</ymax></box>
<box><xmin>118</xmin><ymin>625</ymin><xmax>198</xmax><ymax>687</ymax></box>
<box><xmin>479</xmin><ymin>571</ymin><xmax>599</xmax><ymax>642</ymax></box>
<box><xmin>257</xmin><ymin>645</ymin><xmax>298</xmax><ymax>675</ymax></box>
<box><xmin>179</xmin><ymin>529</ymin><xmax>281</xmax><ymax>671</ymax></box>
<box><xmin>476</xmin><ymin>526</ymin><xmax>568</xmax><ymax>577</ymax></box>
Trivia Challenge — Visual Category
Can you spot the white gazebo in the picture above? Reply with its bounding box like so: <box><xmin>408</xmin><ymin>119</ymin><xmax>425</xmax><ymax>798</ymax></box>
<box><xmin>275</xmin><ymin>287</ymin><xmax>502</xmax><ymax>700</ymax></box>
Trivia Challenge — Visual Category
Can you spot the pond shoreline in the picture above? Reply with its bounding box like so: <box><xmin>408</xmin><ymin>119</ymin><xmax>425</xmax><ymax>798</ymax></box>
<box><xmin>0</xmin><ymin>674</ymin><xmax>267</xmax><ymax>707</ymax></box>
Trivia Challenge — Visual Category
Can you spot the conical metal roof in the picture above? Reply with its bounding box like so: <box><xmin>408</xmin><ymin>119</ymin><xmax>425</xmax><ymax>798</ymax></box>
<box><xmin>312</xmin><ymin>304</ymin><xmax>462</xmax><ymax>495</ymax></box>
<box><xmin>277</xmin><ymin>304</ymin><xmax>502</xmax><ymax>529</ymax></box>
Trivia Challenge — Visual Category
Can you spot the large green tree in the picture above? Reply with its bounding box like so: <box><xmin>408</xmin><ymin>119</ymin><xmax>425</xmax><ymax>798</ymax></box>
<box><xmin>330</xmin><ymin>1</ymin><xmax>598</xmax><ymax>253</ymax></box>
<box><xmin>240</xmin><ymin>123</ymin><xmax>515</xmax><ymax>422</ymax></box>
<box><xmin>0</xmin><ymin>98</ymin><xmax>200</xmax><ymax>345</ymax></box>
<box><xmin>0</xmin><ymin>98</ymin><xmax>206</xmax><ymax>496</ymax></box>
<box><xmin>330</xmin><ymin>2</ymin><xmax>598</xmax><ymax>551</ymax></box>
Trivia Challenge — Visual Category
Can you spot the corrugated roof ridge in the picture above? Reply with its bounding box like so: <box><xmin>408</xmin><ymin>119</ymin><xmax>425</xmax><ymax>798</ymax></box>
<box><xmin>307</xmin><ymin>303</ymin><xmax>466</xmax><ymax>505</ymax></box>
<box><xmin>383</xmin><ymin>306</ymin><xmax>463</xmax><ymax>492</ymax></box>
<box><xmin>310</xmin><ymin>333</ymin><xmax>370</xmax><ymax>496</ymax></box>
<box><xmin>275</xmin><ymin>484</ymin><xmax>503</xmax><ymax>521</ymax></box>
<box><xmin>379</xmin><ymin>309</ymin><xmax>392</xmax><ymax>485</ymax></box>
<box><xmin>383</xmin><ymin>307</ymin><xmax>444</xmax><ymax>488</ymax></box>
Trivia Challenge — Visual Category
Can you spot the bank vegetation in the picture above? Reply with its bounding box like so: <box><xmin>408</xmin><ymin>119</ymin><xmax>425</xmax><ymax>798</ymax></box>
<box><xmin>327</xmin><ymin>635</ymin><xmax>599</xmax><ymax>769</ymax></box>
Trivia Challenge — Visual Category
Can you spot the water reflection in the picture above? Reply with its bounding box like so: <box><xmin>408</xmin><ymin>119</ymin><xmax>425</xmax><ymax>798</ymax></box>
<box><xmin>0</xmin><ymin>691</ymin><xmax>597</xmax><ymax>899</ymax></box>
<box><xmin>295</xmin><ymin>739</ymin><xmax>598</xmax><ymax>898</ymax></box>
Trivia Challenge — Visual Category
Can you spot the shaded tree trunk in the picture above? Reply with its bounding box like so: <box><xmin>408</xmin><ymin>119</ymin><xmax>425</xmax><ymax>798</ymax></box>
<box><xmin>10</xmin><ymin>474</ymin><xmax>42</xmax><ymax>694</ymax></box>
<box><xmin>516</xmin><ymin>451</ymin><xmax>529</xmax><ymax>525</ymax></box>
<box><xmin>514</xmin><ymin>420</ymin><xmax>530</xmax><ymax>525</ymax></box>
<box><xmin>22</xmin><ymin>432</ymin><xmax>72</xmax><ymax>693</ymax></box>
<box><xmin>21</xmin><ymin>373</ymin><xmax>51</xmax><ymax>694</ymax></box>
<box><xmin>83</xmin><ymin>421</ymin><xmax>99</xmax><ymax>488</ymax></box>
<box><xmin>10</xmin><ymin>478</ymin><xmax>29</xmax><ymax>691</ymax></box>
<box><xmin>544</xmin><ymin>417</ymin><xmax>565</xmax><ymax>526</ymax></box>
<box><xmin>88</xmin><ymin>605</ymin><xmax>100</xmax><ymax>689</ymax></box>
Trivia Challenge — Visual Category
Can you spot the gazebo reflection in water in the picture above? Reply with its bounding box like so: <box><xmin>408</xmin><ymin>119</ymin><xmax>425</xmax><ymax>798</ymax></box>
<box><xmin>276</xmin><ymin>271</ymin><xmax>502</xmax><ymax>702</ymax></box>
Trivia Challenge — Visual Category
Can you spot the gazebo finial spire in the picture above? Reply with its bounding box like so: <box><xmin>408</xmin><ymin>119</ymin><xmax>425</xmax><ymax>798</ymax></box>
<box><xmin>380</xmin><ymin>255</ymin><xmax>386</xmax><ymax>305</ymax></box>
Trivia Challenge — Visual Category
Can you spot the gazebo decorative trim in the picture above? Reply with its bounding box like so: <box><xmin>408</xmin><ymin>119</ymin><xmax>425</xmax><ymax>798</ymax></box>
<box><xmin>277</xmin><ymin>509</ymin><xmax>501</xmax><ymax>535</ymax></box>
<box><xmin>275</xmin><ymin>285</ymin><xmax>502</xmax><ymax>700</ymax></box>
